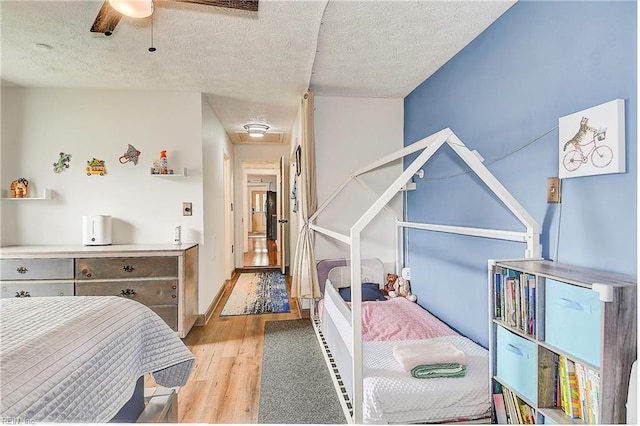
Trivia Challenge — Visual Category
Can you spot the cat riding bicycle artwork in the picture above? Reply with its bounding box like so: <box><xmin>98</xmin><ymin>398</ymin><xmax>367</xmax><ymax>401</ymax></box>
<box><xmin>562</xmin><ymin>116</ymin><xmax>612</xmax><ymax>172</ymax></box>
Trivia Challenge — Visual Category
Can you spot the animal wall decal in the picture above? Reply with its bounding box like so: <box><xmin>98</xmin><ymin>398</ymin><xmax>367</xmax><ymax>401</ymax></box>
<box><xmin>53</xmin><ymin>152</ymin><xmax>72</xmax><ymax>173</ymax></box>
<box><xmin>119</xmin><ymin>144</ymin><xmax>141</xmax><ymax>165</ymax></box>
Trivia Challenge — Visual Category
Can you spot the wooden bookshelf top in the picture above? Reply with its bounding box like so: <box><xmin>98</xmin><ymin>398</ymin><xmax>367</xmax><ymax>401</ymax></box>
<box><xmin>495</xmin><ymin>259</ymin><xmax>636</xmax><ymax>288</ymax></box>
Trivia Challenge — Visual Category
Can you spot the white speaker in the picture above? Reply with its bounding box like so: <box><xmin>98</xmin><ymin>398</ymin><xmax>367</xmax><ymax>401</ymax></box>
<box><xmin>82</xmin><ymin>215</ymin><xmax>112</xmax><ymax>246</ymax></box>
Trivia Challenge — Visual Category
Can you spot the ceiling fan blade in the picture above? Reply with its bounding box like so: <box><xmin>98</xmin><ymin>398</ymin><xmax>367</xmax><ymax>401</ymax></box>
<box><xmin>90</xmin><ymin>0</ymin><xmax>123</xmax><ymax>33</ymax></box>
<box><xmin>173</xmin><ymin>0</ymin><xmax>258</xmax><ymax>12</ymax></box>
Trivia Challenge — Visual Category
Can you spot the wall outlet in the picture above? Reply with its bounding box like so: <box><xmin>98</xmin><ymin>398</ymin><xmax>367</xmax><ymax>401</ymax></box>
<box><xmin>183</xmin><ymin>202</ymin><xmax>192</xmax><ymax>216</ymax></box>
<box><xmin>547</xmin><ymin>177</ymin><xmax>561</xmax><ymax>203</ymax></box>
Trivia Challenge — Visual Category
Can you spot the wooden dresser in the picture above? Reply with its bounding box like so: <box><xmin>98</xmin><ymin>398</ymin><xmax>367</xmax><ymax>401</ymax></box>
<box><xmin>0</xmin><ymin>244</ymin><xmax>198</xmax><ymax>338</ymax></box>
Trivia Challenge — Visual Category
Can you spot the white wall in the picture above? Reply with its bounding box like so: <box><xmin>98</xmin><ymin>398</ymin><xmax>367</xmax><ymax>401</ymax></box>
<box><xmin>0</xmin><ymin>87</ymin><xmax>230</xmax><ymax>314</ymax></box>
<box><xmin>313</xmin><ymin>96</ymin><xmax>404</xmax><ymax>271</ymax></box>
<box><xmin>201</xmin><ymin>95</ymin><xmax>234</xmax><ymax>312</ymax></box>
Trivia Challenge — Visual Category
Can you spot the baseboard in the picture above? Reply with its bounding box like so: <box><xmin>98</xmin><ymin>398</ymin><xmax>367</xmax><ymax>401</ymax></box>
<box><xmin>195</xmin><ymin>281</ymin><xmax>227</xmax><ymax>327</ymax></box>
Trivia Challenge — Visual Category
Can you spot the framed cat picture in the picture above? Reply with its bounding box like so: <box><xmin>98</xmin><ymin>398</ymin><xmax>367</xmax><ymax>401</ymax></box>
<box><xmin>558</xmin><ymin>99</ymin><xmax>625</xmax><ymax>179</ymax></box>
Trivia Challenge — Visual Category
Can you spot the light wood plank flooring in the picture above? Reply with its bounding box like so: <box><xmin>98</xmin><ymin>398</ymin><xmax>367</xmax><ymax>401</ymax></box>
<box><xmin>148</xmin><ymin>271</ymin><xmax>302</xmax><ymax>423</ymax></box>
<box><xmin>243</xmin><ymin>237</ymin><xmax>279</xmax><ymax>268</ymax></box>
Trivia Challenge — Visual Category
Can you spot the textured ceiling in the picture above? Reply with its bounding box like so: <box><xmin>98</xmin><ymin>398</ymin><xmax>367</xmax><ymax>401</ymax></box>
<box><xmin>0</xmin><ymin>0</ymin><xmax>515</xmax><ymax>144</ymax></box>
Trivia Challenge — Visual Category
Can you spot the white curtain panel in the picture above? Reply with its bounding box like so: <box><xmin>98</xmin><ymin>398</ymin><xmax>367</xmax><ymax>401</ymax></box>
<box><xmin>291</xmin><ymin>90</ymin><xmax>320</xmax><ymax>299</ymax></box>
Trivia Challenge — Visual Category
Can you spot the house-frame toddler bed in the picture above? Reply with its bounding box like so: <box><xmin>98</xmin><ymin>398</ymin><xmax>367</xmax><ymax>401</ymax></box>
<box><xmin>309</xmin><ymin>128</ymin><xmax>540</xmax><ymax>423</ymax></box>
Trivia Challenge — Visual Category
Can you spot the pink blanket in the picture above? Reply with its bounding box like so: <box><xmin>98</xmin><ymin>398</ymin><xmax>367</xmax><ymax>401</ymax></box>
<box><xmin>318</xmin><ymin>296</ymin><xmax>458</xmax><ymax>341</ymax></box>
<box><xmin>361</xmin><ymin>298</ymin><xmax>458</xmax><ymax>341</ymax></box>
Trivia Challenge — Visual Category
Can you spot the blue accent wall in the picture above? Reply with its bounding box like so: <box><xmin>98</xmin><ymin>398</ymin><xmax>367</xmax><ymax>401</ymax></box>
<box><xmin>403</xmin><ymin>1</ymin><xmax>636</xmax><ymax>346</ymax></box>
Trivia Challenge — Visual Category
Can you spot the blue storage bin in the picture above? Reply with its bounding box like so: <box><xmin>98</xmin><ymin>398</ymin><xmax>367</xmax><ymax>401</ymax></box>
<box><xmin>496</xmin><ymin>326</ymin><xmax>538</xmax><ymax>403</ymax></box>
<box><xmin>544</xmin><ymin>279</ymin><xmax>601</xmax><ymax>367</ymax></box>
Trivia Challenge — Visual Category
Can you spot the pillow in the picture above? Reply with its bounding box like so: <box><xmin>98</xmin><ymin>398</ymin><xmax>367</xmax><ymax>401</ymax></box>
<box><xmin>339</xmin><ymin>283</ymin><xmax>386</xmax><ymax>302</ymax></box>
<box><xmin>328</xmin><ymin>265</ymin><xmax>378</xmax><ymax>289</ymax></box>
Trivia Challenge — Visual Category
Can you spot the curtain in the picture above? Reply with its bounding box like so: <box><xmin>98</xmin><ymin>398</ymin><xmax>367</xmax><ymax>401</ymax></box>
<box><xmin>291</xmin><ymin>90</ymin><xmax>320</xmax><ymax>299</ymax></box>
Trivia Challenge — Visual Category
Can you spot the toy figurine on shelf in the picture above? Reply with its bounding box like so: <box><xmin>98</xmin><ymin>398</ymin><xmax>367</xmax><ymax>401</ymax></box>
<box><xmin>10</xmin><ymin>178</ymin><xmax>29</xmax><ymax>198</ymax></box>
<box><xmin>151</xmin><ymin>150</ymin><xmax>169</xmax><ymax>174</ymax></box>
<box><xmin>160</xmin><ymin>150</ymin><xmax>168</xmax><ymax>174</ymax></box>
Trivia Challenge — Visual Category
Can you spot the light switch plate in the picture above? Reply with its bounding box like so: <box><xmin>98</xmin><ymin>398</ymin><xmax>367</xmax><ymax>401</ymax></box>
<box><xmin>547</xmin><ymin>178</ymin><xmax>561</xmax><ymax>203</ymax></box>
<box><xmin>183</xmin><ymin>202</ymin><xmax>192</xmax><ymax>216</ymax></box>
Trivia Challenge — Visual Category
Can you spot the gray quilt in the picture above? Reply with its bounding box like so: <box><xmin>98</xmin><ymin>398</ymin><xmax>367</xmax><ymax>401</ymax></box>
<box><xmin>0</xmin><ymin>296</ymin><xmax>195</xmax><ymax>422</ymax></box>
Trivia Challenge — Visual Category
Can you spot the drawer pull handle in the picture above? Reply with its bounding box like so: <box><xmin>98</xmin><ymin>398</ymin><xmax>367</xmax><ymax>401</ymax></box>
<box><xmin>557</xmin><ymin>297</ymin><xmax>591</xmax><ymax>312</ymax></box>
<box><xmin>172</xmin><ymin>294</ymin><xmax>177</xmax><ymax>298</ymax></box>
<box><xmin>81</xmin><ymin>268</ymin><xmax>92</xmax><ymax>278</ymax></box>
<box><xmin>172</xmin><ymin>285</ymin><xmax>177</xmax><ymax>290</ymax></box>
<box><xmin>505</xmin><ymin>343</ymin><xmax>528</xmax><ymax>359</ymax></box>
<box><xmin>120</xmin><ymin>288</ymin><xmax>136</xmax><ymax>298</ymax></box>
<box><xmin>123</xmin><ymin>265</ymin><xmax>135</xmax><ymax>273</ymax></box>
<box><xmin>59</xmin><ymin>292</ymin><xmax>65</xmax><ymax>296</ymax></box>
<box><xmin>16</xmin><ymin>266</ymin><xmax>28</xmax><ymax>274</ymax></box>
<box><xmin>15</xmin><ymin>290</ymin><xmax>31</xmax><ymax>298</ymax></box>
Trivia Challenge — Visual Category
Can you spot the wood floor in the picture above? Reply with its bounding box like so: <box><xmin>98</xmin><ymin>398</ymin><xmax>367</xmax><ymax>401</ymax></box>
<box><xmin>148</xmin><ymin>271</ymin><xmax>303</xmax><ymax>423</ymax></box>
<box><xmin>243</xmin><ymin>236</ymin><xmax>279</xmax><ymax>268</ymax></box>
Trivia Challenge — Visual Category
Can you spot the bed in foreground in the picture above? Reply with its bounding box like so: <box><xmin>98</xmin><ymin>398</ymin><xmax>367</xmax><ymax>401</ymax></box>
<box><xmin>317</xmin><ymin>259</ymin><xmax>491</xmax><ymax>424</ymax></box>
<box><xmin>0</xmin><ymin>296</ymin><xmax>195</xmax><ymax>423</ymax></box>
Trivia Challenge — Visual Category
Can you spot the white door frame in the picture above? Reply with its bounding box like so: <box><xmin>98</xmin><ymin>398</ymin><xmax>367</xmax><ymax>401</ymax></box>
<box><xmin>242</xmin><ymin>161</ymin><xmax>281</xmax><ymax>256</ymax></box>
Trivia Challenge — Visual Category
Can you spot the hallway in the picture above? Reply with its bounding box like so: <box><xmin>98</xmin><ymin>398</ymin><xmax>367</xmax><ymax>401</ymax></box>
<box><xmin>243</xmin><ymin>236</ymin><xmax>279</xmax><ymax>268</ymax></box>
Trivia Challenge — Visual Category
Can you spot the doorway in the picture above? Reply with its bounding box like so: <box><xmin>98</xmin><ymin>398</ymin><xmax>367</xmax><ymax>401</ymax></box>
<box><xmin>242</xmin><ymin>161</ymin><xmax>286</xmax><ymax>269</ymax></box>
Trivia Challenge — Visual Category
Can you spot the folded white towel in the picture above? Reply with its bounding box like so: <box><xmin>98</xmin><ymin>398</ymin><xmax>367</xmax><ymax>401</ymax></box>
<box><xmin>393</xmin><ymin>341</ymin><xmax>467</xmax><ymax>372</ymax></box>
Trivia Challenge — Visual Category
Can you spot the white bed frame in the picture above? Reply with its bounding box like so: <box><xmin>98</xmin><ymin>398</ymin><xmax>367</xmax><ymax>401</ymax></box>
<box><xmin>310</xmin><ymin>128</ymin><xmax>541</xmax><ymax>423</ymax></box>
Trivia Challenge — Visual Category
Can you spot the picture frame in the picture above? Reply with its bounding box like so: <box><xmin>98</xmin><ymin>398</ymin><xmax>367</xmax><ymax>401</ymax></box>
<box><xmin>295</xmin><ymin>145</ymin><xmax>301</xmax><ymax>176</ymax></box>
<box><xmin>558</xmin><ymin>99</ymin><xmax>625</xmax><ymax>179</ymax></box>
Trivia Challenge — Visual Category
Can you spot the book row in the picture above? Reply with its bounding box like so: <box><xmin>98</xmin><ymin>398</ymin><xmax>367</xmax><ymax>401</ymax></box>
<box><xmin>556</xmin><ymin>355</ymin><xmax>601</xmax><ymax>424</ymax></box>
<box><xmin>494</xmin><ymin>268</ymin><xmax>536</xmax><ymax>336</ymax></box>
<box><xmin>493</xmin><ymin>386</ymin><xmax>536</xmax><ymax>424</ymax></box>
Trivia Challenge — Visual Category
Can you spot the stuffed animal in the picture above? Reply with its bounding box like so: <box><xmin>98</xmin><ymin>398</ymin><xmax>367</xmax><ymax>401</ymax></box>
<box><xmin>382</xmin><ymin>273</ymin><xmax>397</xmax><ymax>296</ymax></box>
<box><xmin>387</xmin><ymin>274</ymin><xmax>417</xmax><ymax>302</ymax></box>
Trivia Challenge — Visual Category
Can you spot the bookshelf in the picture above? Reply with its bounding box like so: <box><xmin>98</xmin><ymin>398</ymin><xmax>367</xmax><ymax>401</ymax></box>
<box><xmin>489</xmin><ymin>259</ymin><xmax>636</xmax><ymax>424</ymax></box>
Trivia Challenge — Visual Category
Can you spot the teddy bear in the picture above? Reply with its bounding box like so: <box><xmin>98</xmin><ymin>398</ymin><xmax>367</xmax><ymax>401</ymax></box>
<box><xmin>387</xmin><ymin>273</ymin><xmax>417</xmax><ymax>302</ymax></box>
<box><xmin>382</xmin><ymin>273</ymin><xmax>397</xmax><ymax>296</ymax></box>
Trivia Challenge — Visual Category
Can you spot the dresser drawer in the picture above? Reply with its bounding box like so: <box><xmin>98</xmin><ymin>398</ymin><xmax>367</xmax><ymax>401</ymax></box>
<box><xmin>76</xmin><ymin>257</ymin><xmax>178</xmax><ymax>280</ymax></box>
<box><xmin>1</xmin><ymin>281</ymin><xmax>74</xmax><ymax>298</ymax></box>
<box><xmin>1</xmin><ymin>258</ymin><xmax>74</xmax><ymax>280</ymax></box>
<box><xmin>496</xmin><ymin>326</ymin><xmax>538</xmax><ymax>403</ymax></box>
<box><xmin>544</xmin><ymin>279</ymin><xmax>601</xmax><ymax>367</ymax></box>
<box><xmin>149</xmin><ymin>305</ymin><xmax>178</xmax><ymax>331</ymax></box>
<box><xmin>75</xmin><ymin>279</ymin><xmax>178</xmax><ymax>305</ymax></box>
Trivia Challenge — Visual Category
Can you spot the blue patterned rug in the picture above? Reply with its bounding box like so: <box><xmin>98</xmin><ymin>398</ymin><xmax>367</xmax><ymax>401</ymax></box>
<box><xmin>220</xmin><ymin>271</ymin><xmax>290</xmax><ymax>316</ymax></box>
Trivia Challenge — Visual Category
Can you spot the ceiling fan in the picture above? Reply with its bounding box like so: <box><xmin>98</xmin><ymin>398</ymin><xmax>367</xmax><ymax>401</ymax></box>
<box><xmin>90</xmin><ymin>0</ymin><xmax>259</xmax><ymax>35</ymax></box>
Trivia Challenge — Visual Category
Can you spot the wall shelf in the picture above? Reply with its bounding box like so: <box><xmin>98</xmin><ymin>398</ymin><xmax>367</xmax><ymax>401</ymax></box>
<box><xmin>0</xmin><ymin>189</ymin><xmax>52</xmax><ymax>200</ymax></box>
<box><xmin>150</xmin><ymin>168</ymin><xmax>187</xmax><ymax>177</ymax></box>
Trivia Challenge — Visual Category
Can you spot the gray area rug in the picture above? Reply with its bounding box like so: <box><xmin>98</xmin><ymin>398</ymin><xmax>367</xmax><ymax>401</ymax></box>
<box><xmin>258</xmin><ymin>320</ymin><xmax>347</xmax><ymax>424</ymax></box>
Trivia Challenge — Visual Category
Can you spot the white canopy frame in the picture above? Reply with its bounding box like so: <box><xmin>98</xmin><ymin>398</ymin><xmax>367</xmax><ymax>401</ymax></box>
<box><xmin>310</xmin><ymin>127</ymin><xmax>540</xmax><ymax>423</ymax></box>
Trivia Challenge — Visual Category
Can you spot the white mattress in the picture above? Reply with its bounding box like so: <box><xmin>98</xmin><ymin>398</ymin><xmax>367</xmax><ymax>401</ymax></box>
<box><xmin>362</xmin><ymin>335</ymin><xmax>490</xmax><ymax>424</ymax></box>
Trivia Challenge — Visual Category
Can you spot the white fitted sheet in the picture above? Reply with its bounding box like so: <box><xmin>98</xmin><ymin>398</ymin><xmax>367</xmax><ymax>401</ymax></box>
<box><xmin>362</xmin><ymin>335</ymin><xmax>490</xmax><ymax>424</ymax></box>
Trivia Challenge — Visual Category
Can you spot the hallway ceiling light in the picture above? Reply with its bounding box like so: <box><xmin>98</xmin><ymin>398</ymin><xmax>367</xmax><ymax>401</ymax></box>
<box><xmin>109</xmin><ymin>0</ymin><xmax>154</xmax><ymax>18</ymax></box>
<box><xmin>243</xmin><ymin>123</ymin><xmax>269</xmax><ymax>137</ymax></box>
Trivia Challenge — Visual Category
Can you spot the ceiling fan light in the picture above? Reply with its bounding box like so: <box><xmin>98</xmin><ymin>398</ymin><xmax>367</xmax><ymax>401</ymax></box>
<box><xmin>244</xmin><ymin>123</ymin><xmax>269</xmax><ymax>137</ymax></box>
<box><xmin>109</xmin><ymin>0</ymin><xmax>154</xmax><ymax>18</ymax></box>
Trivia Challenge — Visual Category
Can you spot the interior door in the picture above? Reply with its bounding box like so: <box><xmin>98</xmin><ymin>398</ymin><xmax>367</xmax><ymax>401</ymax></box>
<box><xmin>265</xmin><ymin>191</ymin><xmax>277</xmax><ymax>240</ymax></box>
<box><xmin>278</xmin><ymin>156</ymin><xmax>288</xmax><ymax>274</ymax></box>
<box><xmin>251</xmin><ymin>190</ymin><xmax>266</xmax><ymax>234</ymax></box>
